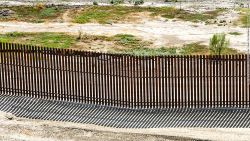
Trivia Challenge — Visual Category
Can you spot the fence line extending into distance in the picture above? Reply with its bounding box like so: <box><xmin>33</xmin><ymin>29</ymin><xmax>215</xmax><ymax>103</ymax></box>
<box><xmin>0</xmin><ymin>42</ymin><xmax>249</xmax><ymax>109</ymax></box>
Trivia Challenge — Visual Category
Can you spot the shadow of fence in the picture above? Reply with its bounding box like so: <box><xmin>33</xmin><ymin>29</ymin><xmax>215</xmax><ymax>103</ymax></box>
<box><xmin>0</xmin><ymin>95</ymin><xmax>249</xmax><ymax>128</ymax></box>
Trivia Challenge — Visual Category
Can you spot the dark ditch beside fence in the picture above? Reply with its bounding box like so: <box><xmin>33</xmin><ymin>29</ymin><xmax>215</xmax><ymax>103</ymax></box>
<box><xmin>0</xmin><ymin>42</ymin><xmax>250</xmax><ymax>109</ymax></box>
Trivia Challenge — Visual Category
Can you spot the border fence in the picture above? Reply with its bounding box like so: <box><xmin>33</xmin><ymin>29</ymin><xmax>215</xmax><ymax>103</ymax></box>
<box><xmin>0</xmin><ymin>42</ymin><xmax>249</xmax><ymax>109</ymax></box>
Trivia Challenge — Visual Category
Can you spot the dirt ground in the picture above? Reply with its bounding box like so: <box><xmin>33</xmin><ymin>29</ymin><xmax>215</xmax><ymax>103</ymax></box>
<box><xmin>0</xmin><ymin>19</ymin><xmax>247</xmax><ymax>51</ymax></box>
<box><xmin>0</xmin><ymin>0</ymin><xmax>248</xmax><ymax>52</ymax></box>
<box><xmin>0</xmin><ymin>111</ymin><xmax>193</xmax><ymax>141</ymax></box>
<box><xmin>1</xmin><ymin>111</ymin><xmax>250</xmax><ymax>141</ymax></box>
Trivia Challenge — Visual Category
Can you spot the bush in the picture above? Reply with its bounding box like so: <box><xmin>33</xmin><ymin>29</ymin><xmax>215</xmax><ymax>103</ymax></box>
<box><xmin>110</xmin><ymin>0</ymin><xmax>124</xmax><ymax>5</ymax></box>
<box><xmin>209</xmin><ymin>33</ymin><xmax>229</xmax><ymax>55</ymax></box>
<box><xmin>93</xmin><ymin>1</ymin><xmax>98</xmax><ymax>5</ymax></box>
<box><xmin>128</xmin><ymin>0</ymin><xmax>144</xmax><ymax>6</ymax></box>
<box><xmin>134</xmin><ymin>0</ymin><xmax>144</xmax><ymax>6</ymax></box>
<box><xmin>165</xmin><ymin>0</ymin><xmax>178</xmax><ymax>2</ymax></box>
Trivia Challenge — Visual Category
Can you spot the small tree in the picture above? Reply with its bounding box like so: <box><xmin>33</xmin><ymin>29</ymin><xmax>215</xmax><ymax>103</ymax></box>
<box><xmin>209</xmin><ymin>33</ymin><xmax>229</xmax><ymax>55</ymax></box>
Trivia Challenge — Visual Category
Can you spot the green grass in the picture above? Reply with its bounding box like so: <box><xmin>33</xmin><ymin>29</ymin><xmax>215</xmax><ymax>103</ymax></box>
<box><xmin>228</xmin><ymin>32</ymin><xmax>242</xmax><ymax>35</ymax></box>
<box><xmin>0</xmin><ymin>6</ymin><xmax>65</xmax><ymax>23</ymax></box>
<box><xmin>0</xmin><ymin>32</ymin><xmax>75</xmax><ymax>48</ymax></box>
<box><xmin>73</xmin><ymin>6</ymin><xmax>224</xmax><ymax>24</ymax></box>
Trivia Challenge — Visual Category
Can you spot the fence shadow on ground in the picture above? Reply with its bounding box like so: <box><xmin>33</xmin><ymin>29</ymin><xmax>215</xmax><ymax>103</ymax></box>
<box><xmin>0</xmin><ymin>95</ymin><xmax>249</xmax><ymax>128</ymax></box>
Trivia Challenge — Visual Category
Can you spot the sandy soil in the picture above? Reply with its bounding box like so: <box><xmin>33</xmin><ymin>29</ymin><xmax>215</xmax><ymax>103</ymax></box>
<box><xmin>0</xmin><ymin>111</ymin><xmax>250</xmax><ymax>141</ymax></box>
<box><xmin>0</xmin><ymin>20</ymin><xmax>247</xmax><ymax>51</ymax></box>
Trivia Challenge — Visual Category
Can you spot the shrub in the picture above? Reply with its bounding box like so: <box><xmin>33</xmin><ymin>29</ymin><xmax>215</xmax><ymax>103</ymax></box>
<box><xmin>133</xmin><ymin>0</ymin><xmax>144</xmax><ymax>6</ymax></box>
<box><xmin>228</xmin><ymin>32</ymin><xmax>242</xmax><ymax>35</ymax></box>
<box><xmin>110</xmin><ymin>0</ymin><xmax>124</xmax><ymax>5</ymax></box>
<box><xmin>165</xmin><ymin>0</ymin><xmax>178</xmax><ymax>2</ymax></box>
<box><xmin>93</xmin><ymin>1</ymin><xmax>98</xmax><ymax>5</ymax></box>
<box><xmin>209</xmin><ymin>33</ymin><xmax>229</xmax><ymax>55</ymax></box>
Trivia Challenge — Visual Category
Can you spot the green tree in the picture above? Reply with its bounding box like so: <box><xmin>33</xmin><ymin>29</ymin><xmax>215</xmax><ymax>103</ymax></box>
<box><xmin>209</xmin><ymin>33</ymin><xmax>229</xmax><ymax>55</ymax></box>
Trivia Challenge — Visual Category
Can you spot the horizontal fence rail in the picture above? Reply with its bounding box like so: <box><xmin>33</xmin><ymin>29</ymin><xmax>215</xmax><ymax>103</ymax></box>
<box><xmin>0</xmin><ymin>42</ymin><xmax>250</xmax><ymax>109</ymax></box>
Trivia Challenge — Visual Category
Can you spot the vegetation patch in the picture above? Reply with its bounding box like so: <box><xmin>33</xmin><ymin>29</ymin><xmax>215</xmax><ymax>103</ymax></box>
<box><xmin>228</xmin><ymin>32</ymin><xmax>242</xmax><ymax>35</ymax></box>
<box><xmin>0</xmin><ymin>5</ymin><xmax>224</xmax><ymax>24</ymax></box>
<box><xmin>0</xmin><ymin>32</ymin><xmax>75</xmax><ymax>48</ymax></box>
<box><xmin>124</xmin><ymin>47</ymin><xmax>177</xmax><ymax>56</ymax></box>
<box><xmin>236</xmin><ymin>8</ymin><xmax>250</xmax><ymax>27</ymax></box>
<box><xmin>0</xmin><ymin>32</ymin><xmax>238</xmax><ymax>55</ymax></box>
<box><xmin>239</xmin><ymin>14</ymin><xmax>250</xmax><ymax>27</ymax></box>
<box><xmin>180</xmin><ymin>42</ymin><xmax>208</xmax><ymax>55</ymax></box>
<box><xmin>73</xmin><ymin>6</ymin><xmax>224</xmax><ymax>24</ymax></box>
<box><xmin>163</xmin><ymin>9</ymin><xmax>224</xmax><ymax>23</ymax></box>
<box><xmin>0</xmin><ymin>6</ymin><xmax>66</xmax><ymax>23</ymax></box>
<box><xmin>113</xmin><ymin>34</ymin><xmax>149</xmax><ymax>48</ymax></box>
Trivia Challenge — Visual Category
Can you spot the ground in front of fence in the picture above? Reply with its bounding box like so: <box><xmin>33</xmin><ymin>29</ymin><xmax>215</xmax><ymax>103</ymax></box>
<box><xmin>1</xmin><ymin>111</ymin><xmax>250</xmax><ymax>141</ymax></box>
<box><xmin>1</xmin><ymin>95</ymin><xmax>250</xmax><ymax>141</ymax></box>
